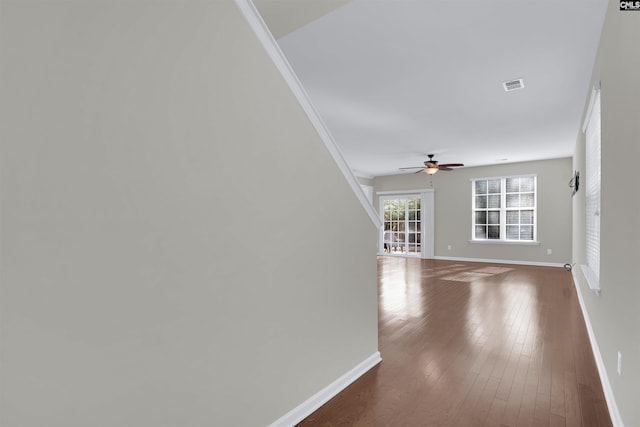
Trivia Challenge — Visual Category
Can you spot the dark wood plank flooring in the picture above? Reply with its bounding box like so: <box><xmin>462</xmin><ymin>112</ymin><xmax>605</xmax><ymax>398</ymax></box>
<box><xmin>298</xmin><ymin>257</ymin><xmax>611</xmax><ymax>427</ymax></box>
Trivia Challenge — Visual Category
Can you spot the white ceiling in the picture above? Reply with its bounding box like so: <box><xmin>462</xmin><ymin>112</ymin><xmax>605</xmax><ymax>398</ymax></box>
<box><xmin>255</xmin><ymin>0</ymin><xmax>607</xmax><ymax>177</ymax></box>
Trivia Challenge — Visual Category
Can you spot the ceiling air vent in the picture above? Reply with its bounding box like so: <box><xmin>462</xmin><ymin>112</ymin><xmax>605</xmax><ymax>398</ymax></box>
<box><xmin>503</xmin><ymin>78</ymin><xmax>524</xmax><ymax>92</ymax></box>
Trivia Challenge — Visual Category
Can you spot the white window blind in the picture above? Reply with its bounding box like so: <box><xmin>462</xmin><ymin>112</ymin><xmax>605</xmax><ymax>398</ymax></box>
<box><xmin>583</xmin><ymin>84</ymin><xmax>601</xmax><ymax>291</ymax></box>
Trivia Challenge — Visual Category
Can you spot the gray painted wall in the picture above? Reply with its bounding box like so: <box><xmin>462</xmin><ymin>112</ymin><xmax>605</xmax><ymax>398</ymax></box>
<box><xmin>374</xmin><ymin>158</ymin><xmax>573</xmax><ymax>264</ymax></box>
<box><xmin>572</xmin><ymin>1</ymin><xmax>640</xmax><ymax>425</ymax></box>
<box><xmin>0</xmin><ymin>1</ymin><xmax>378</xmax><ymax>426</ymax></box>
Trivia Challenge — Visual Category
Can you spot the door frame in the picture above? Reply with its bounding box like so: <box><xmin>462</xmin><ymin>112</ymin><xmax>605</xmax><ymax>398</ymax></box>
<box><xmin>377</xmin><ymin>189</ymin><xmax>434</xmax><ymax>259</ymax></box>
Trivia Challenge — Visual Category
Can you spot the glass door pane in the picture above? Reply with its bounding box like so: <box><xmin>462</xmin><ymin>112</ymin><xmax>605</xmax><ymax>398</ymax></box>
<box><xmin>382</xmin><ymin>197</ymin><xmax>421</xmax><ymax>256</ymax></box>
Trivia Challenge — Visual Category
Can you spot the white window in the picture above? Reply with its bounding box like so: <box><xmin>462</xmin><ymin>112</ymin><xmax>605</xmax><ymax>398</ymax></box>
<box><xmin>582</xmin><ymin>83</ymin><xmax>601</xmax><ymax>292</ymax></box>
<box><xmin>377</xmin><ymin>189</ymin><xmax>435</xmax><ymax>259</ymax></box>
<box><xmin>381</xmin><ymin>196</ymin><xmax>421</xmax><ymax>256</ymax></box>
<box><xmin>472</xmin><ymin>175</ymin><xmax>537</xmax><ymax>242</ymax></box>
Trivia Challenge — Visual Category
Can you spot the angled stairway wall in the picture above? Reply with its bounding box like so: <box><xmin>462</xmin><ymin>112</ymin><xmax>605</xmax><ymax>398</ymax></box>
<box><xmin>0</xmin><ymin>1</ymin><xmax>379</xmax><ymax>425</ymax></box>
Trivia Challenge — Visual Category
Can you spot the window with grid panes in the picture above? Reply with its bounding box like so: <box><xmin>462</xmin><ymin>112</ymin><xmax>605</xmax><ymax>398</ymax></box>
<box><xmin>472</xmin><ymin>176</ymin><xmax>536</xmax><ymax>242</ymax></box>
<box><xmin>382</xmin><ymin>197</ymin><xmax>421</xmax><ymax>255</ymax></box>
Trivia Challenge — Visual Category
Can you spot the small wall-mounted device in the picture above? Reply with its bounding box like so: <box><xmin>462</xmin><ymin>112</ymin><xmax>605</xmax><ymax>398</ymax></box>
<box><xmin>569</xmin><ymin>170</ymin><xmax>580</xmax><ymax>196</ymax></box>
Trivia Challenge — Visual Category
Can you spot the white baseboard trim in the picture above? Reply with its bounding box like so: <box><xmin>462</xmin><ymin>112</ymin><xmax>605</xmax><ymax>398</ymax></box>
<box><xmin>268</xmin><ymin>351</ymin><xmax>382</xmax><ymax>427</ymax></box>
<box><xmin>433</xmin><ymin>256</ymin><xmax>564</xmax><ymax>268</ymax></box>
<box><xmin>571</xmin><ymin>269</ymin><xmax>624</xmax><ymax>427</ymax></box>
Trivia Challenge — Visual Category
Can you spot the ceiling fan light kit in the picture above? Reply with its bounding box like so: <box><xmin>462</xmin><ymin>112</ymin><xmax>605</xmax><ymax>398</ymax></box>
<box><xmin>425</xmin><ymin>167</ymin><xmax>439</xmax><ymax>175</ymax></box>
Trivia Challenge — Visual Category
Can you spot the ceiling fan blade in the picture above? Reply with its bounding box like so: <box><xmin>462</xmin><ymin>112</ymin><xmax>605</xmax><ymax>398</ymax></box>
<box><xmin>438</xmin><ymin>163</ymin><xmax>464</xmax><ymax>167</ymax></box>
<box><xmin>399</xmin><ymin>166</ymin><xmax>424</xmax><ymax>170</ymax></box>
<box><xmin>413</xmin><ymin>169</ymin><xmax>425</xmax><ymax>174</ymax></box>
<box><xmin>439</xmin><ymin>167</ymin><xmax>454</xmax><ymax>171</ymax></box>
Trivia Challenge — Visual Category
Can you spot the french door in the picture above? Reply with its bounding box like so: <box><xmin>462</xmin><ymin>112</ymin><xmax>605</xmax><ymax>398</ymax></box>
<box><xmin>381</xmin><ymin>196</ymin><xmax>421</xmax><ymax>256</ymax></box>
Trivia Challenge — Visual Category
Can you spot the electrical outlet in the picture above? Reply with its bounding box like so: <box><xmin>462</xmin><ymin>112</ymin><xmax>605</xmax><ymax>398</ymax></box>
<box><xmin>447</xmin><ymin>245</ymin><xmax>452</xmax><ymax>251</ymax></box>
<box><xmin>617</xmin><ymin>351</ymin><xmax>622</xmax><ymax>375</ymax></box>
<box><xmin>547</xmin><ymin>249</ymin><xmax>552</xmax><ymax>255</ymax></box>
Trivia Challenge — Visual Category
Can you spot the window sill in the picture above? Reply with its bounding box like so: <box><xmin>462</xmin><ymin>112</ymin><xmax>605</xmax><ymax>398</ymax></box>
<box><xmin>468</xmin><ymin>240</ymin><xmax>540</xmax><ymax>246</ymax></box>
<box><xmin>580</xmin><ymin>264</ymin><xmax>601</xmax><ymax>296</ymax></box>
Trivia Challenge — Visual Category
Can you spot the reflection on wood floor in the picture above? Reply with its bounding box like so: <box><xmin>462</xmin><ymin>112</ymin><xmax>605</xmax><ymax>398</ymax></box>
<box><xmin>299</xmin><ymin>257</ymin><xmax>612</xmax><ymax>427</ymax></box>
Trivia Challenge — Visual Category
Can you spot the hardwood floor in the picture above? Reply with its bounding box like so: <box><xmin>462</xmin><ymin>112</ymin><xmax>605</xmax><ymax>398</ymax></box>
<box><xmin>298</xmin><ymin>257</ymin><xmax>612</xmax><ymax>427</ymax></box>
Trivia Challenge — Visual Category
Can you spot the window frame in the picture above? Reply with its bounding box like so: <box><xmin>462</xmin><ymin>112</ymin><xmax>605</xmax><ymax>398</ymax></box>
<box><xmin>580</xmin><ymin>82</ymin><xmax>601</xmax><ymax>294</ymax></box>
<box><xmin>471</xmin><ymin>174</ymin><xmax>538</xmax><ymax>244</ymax></box>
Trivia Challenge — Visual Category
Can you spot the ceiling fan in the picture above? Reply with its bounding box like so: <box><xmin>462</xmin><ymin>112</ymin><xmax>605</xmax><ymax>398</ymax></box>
<box><xmin>400</xmin><ymin>154</ymin><xmax>464</xmax><ymax>175</ymax></box>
